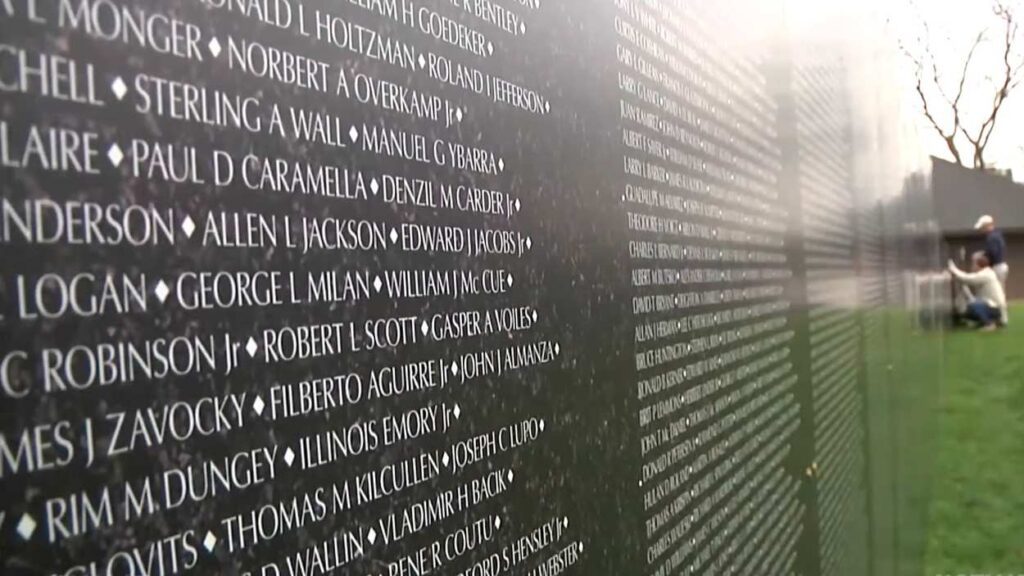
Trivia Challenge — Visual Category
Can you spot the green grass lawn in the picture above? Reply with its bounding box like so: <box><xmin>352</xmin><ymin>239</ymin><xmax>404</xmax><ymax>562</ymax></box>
<box><xmin>924</xmin><ymin>304</ymin><xmax>1024</xmax><ymax>575</ymax></box>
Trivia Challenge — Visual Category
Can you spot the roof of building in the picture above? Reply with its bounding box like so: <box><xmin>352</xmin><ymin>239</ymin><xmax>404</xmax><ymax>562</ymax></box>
<box><xmin>933</xmin><ymin>157</ymin><xmax>1024</xmax><ymax>234</ymax></box>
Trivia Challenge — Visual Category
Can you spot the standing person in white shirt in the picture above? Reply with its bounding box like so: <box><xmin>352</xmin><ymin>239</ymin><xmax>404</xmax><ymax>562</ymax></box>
<box><xmin>975</xmin><ymin>215</ymin><xmax>1009</xmax><ymax>287</ymax></box>
<box><xmin>975</xmin><ymin>215</ymin><xmax>1009</xmax><ymax>327</ymax></box>
<box><xmin>948</xmin><ymin>251</ymin><xmax>1008</xmax><ymax>331</ymax></box>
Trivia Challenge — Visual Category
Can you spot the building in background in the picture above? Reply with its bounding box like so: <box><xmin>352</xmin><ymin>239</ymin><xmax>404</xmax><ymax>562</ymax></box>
<box><xmin>933</xmin><ymin>157</ymin><xmax>1024</xmax><ymax>300</ymax></box>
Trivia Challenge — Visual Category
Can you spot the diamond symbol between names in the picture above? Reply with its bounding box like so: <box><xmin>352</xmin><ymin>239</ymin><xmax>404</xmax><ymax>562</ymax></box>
<box><xmin>487</xmin><ymin>41</ymin><xmax>494</xmax><ymax>55</ymax></box>
<box><xmin>563</xmin><ymin>517</ymin><xmax>568</xmax><ymax>528</ymax></box>
<box><xmin>390</xmin><ymin>228</ymin><xmax>399</xmax><ymax>244</ymax></box>
<box><xmin>456</xmin><ymin>108</ymin><xmax>464</xmax><ymax>122</ymax></box>
<box><xmin>181</xmin><ymin>215</ymin><xmax>196</xmax><ymax>238</ymax></box>
<box><xmin>253</xmin><ymin>396</ymin><xmax>265</xmax><ymax>415</ymax></box>
<box><xmin>203</xmin><ymin>531</ymin><xmax>217</xmax><ymax>552</ymax></box>
<box><xmin>507</xmin><ymin>470</ymin><xmax>514</xmax><ymax>483</ymax></box>
<box><xmin>418</xmin><ymin>54</ymin><xmax>426</xmax><ymax>68</ymax></box>
<box><xmin>515</xmin><ymin>199</ymin><xmax>521</xmax><ymax>211</ymax></box>
<box><xmin>368</xmin><ymin>528</ymin><xmax>378</xmax><ymax>545</ymax></box>
<box><xmin>532</xmin><ymin>310</ymin><xmax>538</xmax><ymax>322</ymax></box>
<box><xmin>245</xmin><ymin>337</ymin><xmax>258</xmax><ymax>357</ymax></box>
<box><xmin>507</xmin><ymin>274</ymin><xmax>514</xmax><ymax>287</ymax></box>
<box><xmin>451</xmin><ymin>362</ymin><xmax>458</xmax><ymax>375</ymax></box>
<box><xmin>371</xmin><ymin>178</ymin><xmax>380</xmax><ymax>195</ymax></box>
<box><xmin>154</xmin><ymin>280</ymin><xmax>170</xmax><ymax>303</ymax></box>
<box><xmin>526</xmin><ymin>237</ymin><xmax>533</xmax><ymax>250</ymax></box>
<box><xmin>373</xmin><ymin>276</ymin><xmax>383</xmax><ymax>292</ymax></box>
<box><xmin>579</xmin><ymin>542</ymin><xmax>584</xmax><ymax>553</ymax></box>
<box><xmin>540</xmin><ymin>419</ymin><xmax>546</xmax><ymax>431</ymax></box>
<box><xmin>453</xmin><ymin>404</ymin><xmax>461</xmax><ymax>419</ymax></box>
<box><xmin>421</xmin><ymin>321</ymin><xmax>428</xmax><ymax>335</ymax></box>
<box><xmin>494</xmin><ymin>517</ymin><xmax>502</xmax><ymax>529</ymax></box>
<box><xmin>349</xmin><ymin>126</ymin><xmax>359</xmax><ymax>143</ymax></box>
<box><xmin>111</xmin><ymin>77</ymin><xmax>127</xmax><ymax>100</ymax></box>
<box><xmin>442</xmin><ymin>453</ymin><xmax>450</xmax><ymax>466</ymax></box>
<box><xmin>284</xmin><ymin>447</ymin><xmax>295</xmax><ymax>466</ymax></box>
<box><xmin>16</xmin><ymin>514</ymin><xmax>36</xmax><ymax>540</ymax></box>
<box><xmin>208</xmin><ymin>37</ymin><xmax>222</xmax><ymax>57</ymax></box>
<box><xmin>498</xmin><ymin>158</ymin><xmax>505</xmax><ymax>171</ymax></box>
<box><xmin>520</xmin><ymin>22</ymin><xmax>526</xmax><ymax>34</ymax></box>
<box><xmin>107</xmin><ymin>143</ymin><xmax>124</xmax><ymax>167</ymax></box>
<box><xmin>545</xmin><ymin>101</ymin><xmax>551</xmax><ymax>113</ymax></box>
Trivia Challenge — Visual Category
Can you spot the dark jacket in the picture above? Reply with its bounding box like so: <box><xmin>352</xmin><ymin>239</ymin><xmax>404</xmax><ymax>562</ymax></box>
<box><xmin>985</xmin><ymin>229</ymin><xmax>1007</xmax><ymax>266</ymax></box>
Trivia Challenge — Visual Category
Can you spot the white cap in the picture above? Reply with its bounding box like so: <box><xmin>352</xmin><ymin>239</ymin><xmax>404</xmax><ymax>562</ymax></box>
<box><xmin>974</xmin><ymin>214</ymin><xmax>994</xmax><ymax>229</ymax></box>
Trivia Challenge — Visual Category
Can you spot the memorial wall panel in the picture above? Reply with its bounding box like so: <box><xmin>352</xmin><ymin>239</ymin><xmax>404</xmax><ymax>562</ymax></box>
<box><xmin>0</xmin><ymin>1</ymin><xmax>945</xmax><ymax>575</ymax></box>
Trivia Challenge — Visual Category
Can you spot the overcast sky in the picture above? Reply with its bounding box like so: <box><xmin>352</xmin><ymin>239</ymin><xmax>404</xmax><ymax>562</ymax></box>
<box><xmin>888</xmin><ymin>0</ymin><xmax>1024</xmax><ymax>178</ymax></box>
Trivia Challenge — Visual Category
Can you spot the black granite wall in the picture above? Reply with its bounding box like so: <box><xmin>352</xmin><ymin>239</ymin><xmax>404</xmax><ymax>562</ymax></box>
<box><xmin>0</xmin><ymin>1</ymin><xmax>945</xmax><ymax>575</ymax></box>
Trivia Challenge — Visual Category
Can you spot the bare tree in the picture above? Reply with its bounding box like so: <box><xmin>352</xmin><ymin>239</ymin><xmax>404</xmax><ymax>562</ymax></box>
<box><xmin>901</xmin><ymin>1</ymin><xmax>1024</xmax><ymax>171</ymax></box>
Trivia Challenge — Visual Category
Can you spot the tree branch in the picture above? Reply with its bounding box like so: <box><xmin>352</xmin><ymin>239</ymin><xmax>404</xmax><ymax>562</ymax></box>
<box><xmin>901</xmin><ymin>34</ymin><xmax>966</xmax><ymax>165</ymax></box>
<box><xmin>965</xmin><ymin>1</ymin><xmax>1020</xmax><ymax>169</ymax></box>
<box><xmin>902</xmin><ymin>42</ymin><xmax>965</xmax><ymax>165</ymax></box>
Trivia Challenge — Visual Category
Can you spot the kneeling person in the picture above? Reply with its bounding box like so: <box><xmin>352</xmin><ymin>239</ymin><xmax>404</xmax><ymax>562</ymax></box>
<box><xmin>948</xmin><ymin>252</ymin><xmax>1008</xmax><ymax>331</ymax></box>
